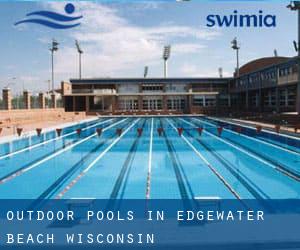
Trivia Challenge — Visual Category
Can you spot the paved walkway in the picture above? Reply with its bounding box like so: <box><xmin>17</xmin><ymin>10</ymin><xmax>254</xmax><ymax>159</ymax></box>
<box><xmin>0</xmin><ymin>109</ymin><xmax>89</xmax><ymax>137</ymax></box>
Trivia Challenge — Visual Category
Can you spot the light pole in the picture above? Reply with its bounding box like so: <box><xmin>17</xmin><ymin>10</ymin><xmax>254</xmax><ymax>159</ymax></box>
<box><xmin>50</xmin><ymin>39</ymin><xmax>59</xmax><ymax>94</ymax></box>
<box><xmin>144</xmin><ymin>66</ymin><xmax>148</xmax><ymax>78</ymax></box>
<box><xmin>163</xmin><ymin>45</ymin><xmax>171</xmax><ymax>78</ymax></box>
<box><xmin>287</xmin><ymin>1</ymin><xmax>300</xmax><ymax>114</ymax></box>
<box><xmin>46</xmin><ymin>80</ymin><xmax>51</xmax><ymax>95</ymax></box>
<box><xmin>75</xmin><ymin>40</ymin><xmax>83</xmax><ymax>79</ymax></box>
<box><xmin>231</xmin><ymin>38</ymin><xmax>240</xmax><ymax>77</ymax></box>
<box><xmin>4</xmin><ymin>77</ymin><xmax>17</xmax><ymax>89</ymax></box>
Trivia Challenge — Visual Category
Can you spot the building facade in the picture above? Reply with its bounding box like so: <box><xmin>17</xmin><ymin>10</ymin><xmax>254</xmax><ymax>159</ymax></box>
<box><xmin>63</xmin><ymin>78</ymin><xmax>231</xmax><ymax>115</ymax></box>
<box><xmin>229</xmin><ymin>56</ymin><xmax>299</xmax><ymax>114</ymax></box>
<box><xmin>62</xmin><ymin>56</ymin><xmax>300</xmax><ymax>115</ymax></box>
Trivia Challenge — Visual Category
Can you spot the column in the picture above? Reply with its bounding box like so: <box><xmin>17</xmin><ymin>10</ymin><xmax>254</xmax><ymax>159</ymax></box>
<box><xmin>246</xmin><ymin>91</ymin><xmax>249</xmax><ymax>110</ymax></box>
<box><xmin>111</xmin><ymin>96</ymin><xmax>116</xmax><ymax>113</ymax></box>
<box><xmin>297</xmin><ymin>83</ymin><xmax>300</xmax><ymax>114</ymax></box>
<box><xmin>162</xmin><ymin>96</ymin><xmax>167</xmax><ymax>112</ymax></box>
<box><xmin>72</xmin><ymin>96</ymin><xmax>76</xmax><ymax>111</ymax></box>
<box><xmin>138</xmin><ymin>96</ymin><xmax>143</xmax><ymax>112</ymax></box>
<box><xmin>51</xmin><ymin>94</ymin><xmax>57</xmax><ymax>109</ymax></box>
<box><xmin>258</xmin><ymin>88</ymin><xmax>262</xmax><ymax>112</ymax></box>
<box><xmin>275</xmin><ymin>87</ymin><xmax>280</xmax><ymax>113</ymax></box>
<box><xmin>2</xmin><ymin>88</ymin><xmax>12</xmax><ymax>110</ymax></box>
<box><xmin>39</xmin><ymin>93</ymin><xmax>46</xmax><ymax>109</ymax></box>
<box><xmin>23</xmin><ymin>90</ymin><xmax>31</xmax><ymax>109</ymax></box>
<box><xmin>85</xmin><ymin>96</ymin><xmax>90</xmax><ymax>113</ymax></box>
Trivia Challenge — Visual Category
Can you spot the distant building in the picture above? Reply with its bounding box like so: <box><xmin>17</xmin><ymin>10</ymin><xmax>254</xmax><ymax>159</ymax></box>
<box><xmin>229</xmin><ymin>56</ymin><xmax>298</xmax><ymax>114</ymax></box>
<box><xmin>62</xmin><ymin>56</ymin><xmax>300</xmax><ymax>115</ymax></box>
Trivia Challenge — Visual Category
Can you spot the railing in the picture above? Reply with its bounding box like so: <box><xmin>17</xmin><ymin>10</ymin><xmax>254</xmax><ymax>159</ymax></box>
<box><xmin>72</xmin><ymin>89</ymin><xmax>116</xmax><ymax>94</ymax></box>
<box><xmin>278</xmin><ymin>73</ymin><xmax>298</xmax><ymax>85</ymax></box>
<box><xmin>94</xmin><ymin>89</ymin><xmax>116</xmax><ymax>94</ymax></box>
<box><xmin>72</xmin><ymin>89</ymin><xmax>93</xmax><ymax>94</ymax></box>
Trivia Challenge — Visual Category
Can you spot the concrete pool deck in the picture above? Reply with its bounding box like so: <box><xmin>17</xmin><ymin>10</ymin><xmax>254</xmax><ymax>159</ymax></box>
<box><xmin>0</xmin><ymin>109</ymin><xmax>91</xmax><ymax>138</ymax></box>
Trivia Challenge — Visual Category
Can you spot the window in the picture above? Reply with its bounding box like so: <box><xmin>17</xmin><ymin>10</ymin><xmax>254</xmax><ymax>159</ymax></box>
<box><xmin>142</xmin><ymin>99</ymin><xmax>162</xmax><ymax>110</ymax></box>
<box><xmin>118</xmin><ymin>99</ymin><xmax>138</xmax><ymax>111</ymax></box>
<box><xmin>193</xmin><ymin>97</ymin><xmax>204</xmax><ymax>106</ymax></box>
<box><xmin>142</xmin><ymin>84</ymin><xmax>163</xmax><ymax>92</ymax></box>
<box><xmin>205</xmin><ymin>96</ymin><xmax>216</xmax><ymax>107</ymax></box>
<box><xmin>193</xmin><ymin>96</ymin><xmax>216</xmax><ymax>107</ymax></box>
<box><xmin>167</xmin><ymin>97</ymin><xmax>185</xmax><ymax>110</ymax></box>
<box><xmin>264</xmin><ymin>90</ymin><xmax>276</xmax><ymax>107</ymax></box>
<box><xmin>279</xmin><ymin>67</ymin><xmax>292</xmax><ymax>77</ymax></box>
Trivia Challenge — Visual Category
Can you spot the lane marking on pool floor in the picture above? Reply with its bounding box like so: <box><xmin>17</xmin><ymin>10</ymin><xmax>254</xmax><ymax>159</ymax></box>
<box><xmin>146</xmin><ymin>118</ymin><xmax>154</xmax><ymax>199</ymax></box>
<box><xmin>56</xmin><ymin>118</ymin><xmax>140</xmax><ymax>199</ymax></box>
<box><xmin>0</xmin><ymin>118</ymin><xmax>128</xmax><ymax>185</ymax></box>
<box><xmin>0</xmin><ymin>118</ymin><xmax>114</xmax><ymax>161</ymax></box>
<box><xmin>183</xmin><ymin>118</ymin><xmax>300</xmax><ymax>182</ymax></box>
<box><xmin>166</xmin><ymin>119</ymin><xmax>241</xmax><ymax>200</ymax></box>
<box><xmin>192</xmin><ymin>117</ymin><xmax>300</xmax><ymax>157</ymax></box>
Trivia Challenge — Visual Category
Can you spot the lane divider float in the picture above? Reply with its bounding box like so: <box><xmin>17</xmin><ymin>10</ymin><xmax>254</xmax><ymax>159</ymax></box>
<box><xmin>0</xmin><ymin>118</ymin><xmax>129</xmax><ymax>185</ymax></box>
<box><xmin>56</xmin><ymin>119</ymin><xmax>140</xmax><ymax>199</ymax></box>
<box><xmin>0</xmin><ymin>118</ymin><xmax>114</xmax><ymax>161</ymax></box>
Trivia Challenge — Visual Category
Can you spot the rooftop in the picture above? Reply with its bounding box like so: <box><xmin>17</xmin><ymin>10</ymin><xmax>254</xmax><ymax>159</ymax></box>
<box><xmin>70</xmin><ymin>77</ymin><xmax>232</xmax><ymax>85</ymax></box>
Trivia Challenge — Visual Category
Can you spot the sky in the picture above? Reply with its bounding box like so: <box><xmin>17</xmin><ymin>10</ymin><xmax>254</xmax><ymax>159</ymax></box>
<box><xmin>0</xmin><ymin>0</ymin><xmax>298</xmax><ymax>95</ymax></box>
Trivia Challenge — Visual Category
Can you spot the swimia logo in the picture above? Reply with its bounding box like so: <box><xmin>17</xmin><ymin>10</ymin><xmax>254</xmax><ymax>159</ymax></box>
<box><xmin>206</xmin><ymin>10</ymin><xmax>276</xmax><ymax>28</ymax></box>
<box><xmin>15</xmin><ymin>3</ymin><xmax>82</xmax><ymax>29</ymax></box>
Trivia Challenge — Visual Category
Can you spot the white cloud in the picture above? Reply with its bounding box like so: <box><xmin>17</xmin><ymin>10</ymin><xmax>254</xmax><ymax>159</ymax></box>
<box><xmin>41</xmin><ymin>2</ymin><xmax>221</xmax><ymax>81</ymax></box>
<box><xmin>180</xmin><ymin>62</ymin><xmax>231</xmax><ymax>77</ymax></box>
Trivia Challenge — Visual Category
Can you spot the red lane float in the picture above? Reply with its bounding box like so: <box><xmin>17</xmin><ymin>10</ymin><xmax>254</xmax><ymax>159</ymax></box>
<box><xmin>137</xmin><ymin>128</ymin><xmax>143</xmax><ymax>137</ymax></box>
<box><xmin>157</xmin><ymin>128</ymin><xmax>164</xmax><ymax>136</ymax></box>
<box><xmin>177</xmin><ymin>127</ymin><xmax>183</xmax><ymax>136</ymax></box>
<box><xmin>197</xmin><ymin>127</ymin><xmax>203</xmax><ymax>136</ymax></box>
<box><xmin>295</xmin><ymin>125</ymin><xmax>300</xmax><ymax>133</ymax></box>
<box><xmin>76</xmin><ymin>128</ymin><xmax>82</xmax><ymax>136</ymax></box>
<box><xmin>17</xmin><ymin>128</ymin><xmax>23</xmax><ymax>137</ymax></box>
<box><xmin>96</xmin><ymin>128</ymin><xmax>102</xmax><ymax>137</ymax></box>
<box><xmin>116</xmin><ymin>128</ymin><xmax>123</xmax><ymax>137</ymax></box>
<box><xmin>56</xmin><ymin>128</ymin><xmax>62</xmax><ymax>137</ymax></box>
<box><xmin>275</xmin><ymin>125</ymin><xmax>280</xmax><ymax>134</ymax></box>
<box><xmin>217</xmin><ymin>127</ymin><xmax>223</xmax><ymax>136</ymax></box>
<box><xmin>235</xmin><ymin>126</ymin><xmax>242</xmax><ymax>134</ymax></box>
<box><xmin>256</xmin><ymin>125</ymin><xmax>262</xmax><ymax>133</ymax></box>
<box><xmin>36</xmin><ymin>128</ymin><xmax>42</xmax><ymax>136</ymax></box>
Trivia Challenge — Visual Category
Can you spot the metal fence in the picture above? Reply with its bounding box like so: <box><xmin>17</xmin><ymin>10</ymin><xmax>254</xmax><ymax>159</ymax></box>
<box><xmin>0</xmin><ymin>96</ymin><xmax>64</xmax><ymax>110</ymax></box>
<box><xmin>0</xmin><ymin>98</ymin><xmax>3</xmax><ymax>110</ymax></box>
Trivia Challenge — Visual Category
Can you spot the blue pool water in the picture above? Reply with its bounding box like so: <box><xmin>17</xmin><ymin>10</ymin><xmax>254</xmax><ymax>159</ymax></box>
<box><xmin>0</xmin><ymin>116</ymin><xmax>299</xmax><ymax>199</ymax></box>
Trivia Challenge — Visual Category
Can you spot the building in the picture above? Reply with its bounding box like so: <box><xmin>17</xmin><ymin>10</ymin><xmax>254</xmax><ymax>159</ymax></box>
<box><xmin>62</xmin><ymin>77</ymin><xmax>231</xmax><ymax>115</ymax></box>
<box><xmin>229</xmin><ymin>56</ymin><xmax>299</xmax><ymax>114</ymax></box>
<box><xmin>62</xmin><ymin>56</ymin><xmax>300</xmax><ymax>115</ymax></box>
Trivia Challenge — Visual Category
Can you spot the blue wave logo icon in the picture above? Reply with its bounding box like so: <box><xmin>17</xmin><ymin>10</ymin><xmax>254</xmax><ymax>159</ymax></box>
<box><xmin>14</xmin><ymin>3</ymin><xmax>82</xmax><ymax>29</ymax></box>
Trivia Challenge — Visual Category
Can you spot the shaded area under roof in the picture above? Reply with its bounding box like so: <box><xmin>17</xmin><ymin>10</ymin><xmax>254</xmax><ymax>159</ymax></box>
<box><xmin>70</xmin><ymin>77</ymin><xmax>232</xmax><ymax>85</ymax></box>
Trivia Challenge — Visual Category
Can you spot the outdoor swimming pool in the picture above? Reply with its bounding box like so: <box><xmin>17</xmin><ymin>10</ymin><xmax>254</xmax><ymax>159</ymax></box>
<box><xmin>0</xmin><ymin>116</ymin><xmax>299</xmax><ymax>199</ymax></box>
